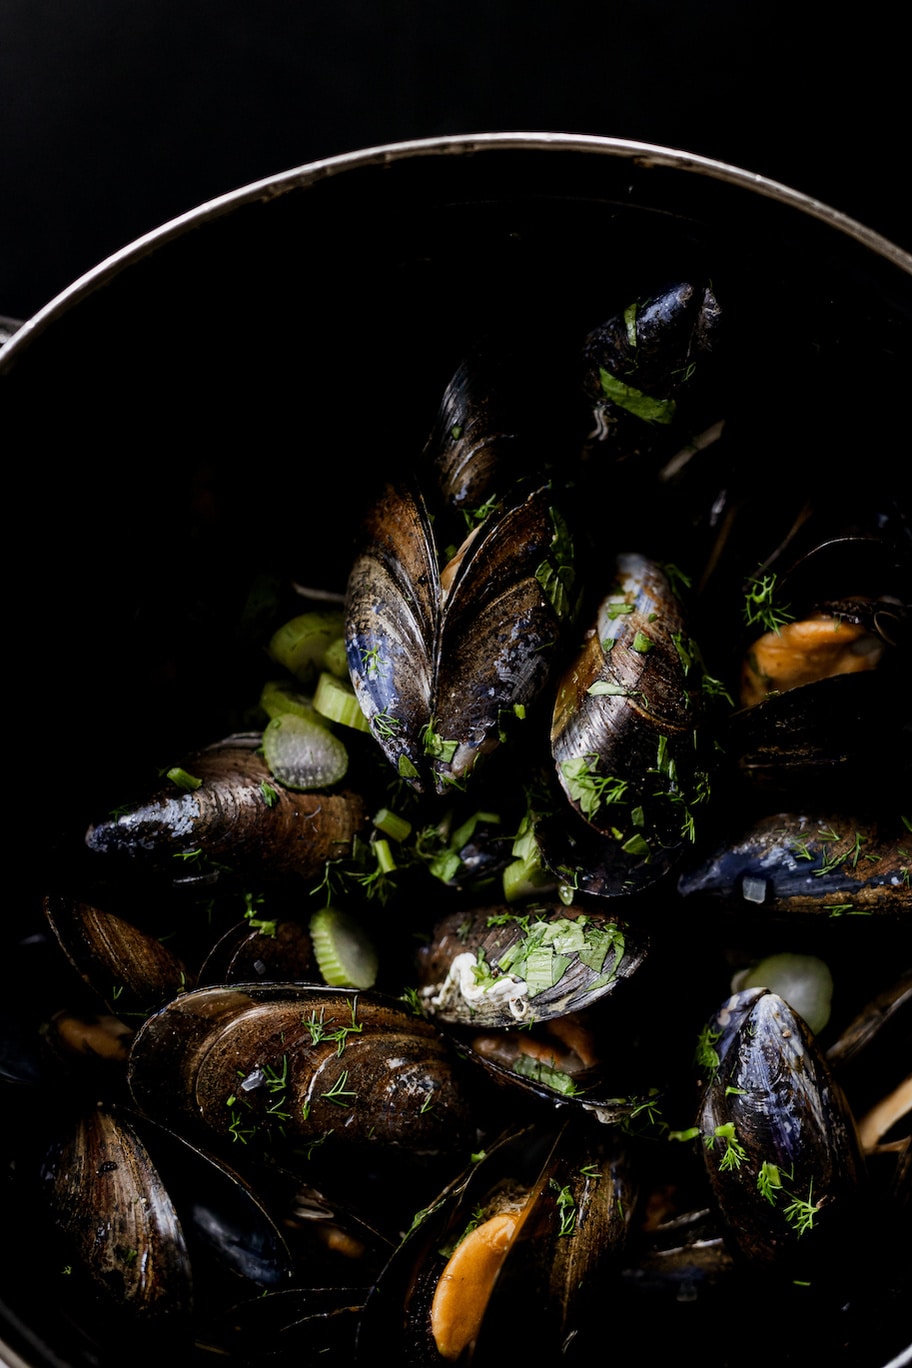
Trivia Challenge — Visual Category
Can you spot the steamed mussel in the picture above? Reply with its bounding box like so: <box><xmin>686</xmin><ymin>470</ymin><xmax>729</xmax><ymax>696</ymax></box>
<box><xmin>7</xmin><ymin>263</ymin><xmax>910</xmax><ymax>1368</ymax></box>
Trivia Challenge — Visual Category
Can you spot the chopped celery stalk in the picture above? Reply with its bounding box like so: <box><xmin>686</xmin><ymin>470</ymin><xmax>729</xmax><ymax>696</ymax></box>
<box><xmin>167</xmin><ymin>766</ymin><xmax>202</xmax><ymax>792</ymax></box>
<box><xmin>322</xmin><ymin>636</ymin><xmax>350</xmax><ymax>680</ymax></box>
<box><xmin>262</xmin><ymin>713</ymin><xmax>348</xmax><ymax>790</ymax></box>
<box><xmin>314</xmin><ymin>671</ymin><xmax>372</xmax><ymax>732</ymax></box>
<box><xmin>259</xmin><ymin>678</ymin><xmax>320</xmax><ymax>723</ymax></box>
<box><xmin>502</xmin><ymin>851</ymin><xmax>555</xmax><ymax>903</ymax></box>
<box><xmin>372</xmin><ymin>807</ymin><xmax>413</xmax><ymax>842</ymax></box>
<box><xmin>371</xmin><ymin>838</ymin><xmax>396</xmax><ymax>874</ymax></box>
<box><xmin>267</xmin><ymin>610</ymin><xmax>345</xmax><ymax>684</ymax></box>
<box><xmin>309</xmin><ymin>907</ymin><xmax>379</xmax><ymax>989</ymax></box>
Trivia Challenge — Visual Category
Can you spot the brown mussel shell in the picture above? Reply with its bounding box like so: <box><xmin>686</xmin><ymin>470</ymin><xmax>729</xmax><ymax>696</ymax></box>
<box><xmin>126</xmin><ymin>984</ymin><xmax>475</xmax><ymax>1159</ymax></box>
<box><xmin>38</xmin><ymin>1102</ymin><xmax>195</xmax><ymax>1328</ymax></box>
<box><xmin>43</xmin><ymin>893</ymin><xmax>189</xmax><ymax>1017</ymax></box>
<box><xmin>547</xmin><ymin>552</ymin><xmax>707</xmax><ymax>895</ymax></box>
<box><xmin>84</xmin><ymin>734</ymin><xmax>370</xmax><ymax>886</ymax></box>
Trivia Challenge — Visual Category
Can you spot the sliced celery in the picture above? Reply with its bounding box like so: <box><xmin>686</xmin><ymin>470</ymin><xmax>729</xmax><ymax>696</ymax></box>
<box><xmin>267</xmin><ymin>610</ymin><xmax>345</xmax><ymax>684</ymax></box>
<box><xmin>262</xmin><ymin>713</ymin><xmax>348</xmax><ymax>790</ymax></box>
<box><xmin>313</xmin><ymin>671</ymin><xmax>372</xmax><ymax>733</ymax></box>
<box><xmin>309</xmin><ymin>907</ymin><xmax>379</xmax><ymax>989</ymax></box>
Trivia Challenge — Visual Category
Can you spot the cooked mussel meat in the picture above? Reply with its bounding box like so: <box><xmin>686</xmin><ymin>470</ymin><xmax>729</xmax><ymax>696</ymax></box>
<box><xmin>356</xmin><ymin>1115</ymin><xmax>636</xmax><ymax>1364</ymax></box>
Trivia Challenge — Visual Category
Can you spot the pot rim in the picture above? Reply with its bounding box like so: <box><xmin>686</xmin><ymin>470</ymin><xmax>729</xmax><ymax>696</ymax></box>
<box><xmin>4</xmin><ymin>130</ymin><xmax>912</xmax><ymax>369</ymax></box>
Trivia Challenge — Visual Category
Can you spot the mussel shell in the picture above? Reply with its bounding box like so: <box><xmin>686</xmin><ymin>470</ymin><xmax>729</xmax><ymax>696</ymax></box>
<box><xmin>415</xmin><ymin>901</ymin><xmax>649</xmax><ymax>1028</ymax></box>
<box><xmin>676</xmin><ymin>810</ymin><xmax>912</xmax><ymax>918</ymax></box>
<box><xmin>127</xmin><ymin>984</ymin><xmax>476</xmax><ymax>1159</ymax></box>
<box><xmin>720</xmin><ymin>670</ymin><xmax>910</xmax><ymax>807</ymax></box>
<box><xmin>197</xmin><ymin>916</ymin><xmax>320</xmax><ymax>986</ymax></box>
<box><xmin>580</xmin><ymin>280</ymin><xmax>723</xmax><ymax>466</ymax></box>
<box><xmin>38</xmin><ymin>1102</ymin><xmax>194</xmax><ymax>1327</ymax></box>
<box><xmin>345</xmin><ymin>479</ymin><xmax>577</xmax><ymax>794</ymax></box>
<box><xmin>356</xmin><ymin>1115</ymin><xmax>636</xmax><ymax>1365</ymax></box>
<box><xmin>84</xmin><ymin>734</ymin><xmax>370</xmax><ymax>885</ymax></box>
<box><xmin>696</xmin><ymin>988</ymin><xmax>866</xmax><ymax>1272</ymax></box>
<box><xmin>43</xmin><ymin>893</ymin><xmax>189</xmax><ymax>1017</ymax></box>
<box><xmin>422</xmin><ymin>348</ymin><xmax>556</xmax><ymax>515</ymax></box>
<box><xmin>548</xmin><ymin>552</ymin><xmax>707</xmax><ymax>893</ymax></box>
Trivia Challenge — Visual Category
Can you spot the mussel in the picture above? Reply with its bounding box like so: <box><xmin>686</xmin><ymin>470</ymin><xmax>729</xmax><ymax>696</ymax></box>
<box><xmin>694</xmin><ymin>987</ymin><xmax>867</xmax><ymax>1274</ymax></box>
<box><xmin>544</xmin><ymin>552</ymin><xmax>710</xmax><ymax>895</ymax></box>
<box><xmin>580</xmin><ymin>280</ymin><xmax>723</xmax><ymax>465</ymax></box>
<box><xmin>356</xmin><ymin>1115</ymin><xmax>637</xmax><ymax>1364</ymax></box>
<box><xmin>676</xmin><ymin>809</ymin><xmax>912</xmax><ymax>917</ymax></box>
<box><xmin>84</xmin><ymin>733</ymin><xmax>371</xmax><ymax>886</ymax></box>
<box><xmin>345</xmin><ymin>479</ymin><xmax>577</xmax><ymax>794</ymax></box>
<box><xmin>126</xmin><ymin>984</ymin><xmax>476</xmax><ymax>1160</ymax></box>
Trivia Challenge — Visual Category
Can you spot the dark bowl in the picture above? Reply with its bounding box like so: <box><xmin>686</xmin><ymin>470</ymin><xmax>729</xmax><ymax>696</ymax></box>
<box><xmin>2</xmin><ymin>134</ymin><xmax>910</xmax><ymax>1368</ymax></box>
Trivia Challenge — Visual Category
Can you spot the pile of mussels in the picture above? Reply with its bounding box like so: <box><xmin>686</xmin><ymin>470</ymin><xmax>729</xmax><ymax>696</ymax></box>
<box><xmin>3</xmin><ymin>280</ymin><xmax>910</xmax><ymax>1368</ymax></box>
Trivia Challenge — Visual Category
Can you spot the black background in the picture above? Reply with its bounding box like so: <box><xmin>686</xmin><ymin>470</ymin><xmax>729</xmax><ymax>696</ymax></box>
<box><xmin>1</xmin><ymin>0</ymin><xmax>909</xmax><ymax>324</ymax></box>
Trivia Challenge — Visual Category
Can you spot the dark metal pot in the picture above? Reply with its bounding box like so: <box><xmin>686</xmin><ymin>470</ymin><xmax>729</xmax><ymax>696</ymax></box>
<box><xmin>2</xmin><ymin>133</ymin><xmax>910</xmax><ymax>1368</ymax></box>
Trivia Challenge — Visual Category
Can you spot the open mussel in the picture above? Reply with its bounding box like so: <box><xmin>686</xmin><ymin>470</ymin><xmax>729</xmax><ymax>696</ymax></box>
<box><xmin>356</xmin><ymin>1115</ymin><xmax>637</xmax><ymax>1365</ymax></box>
<box><xmin>345</xmin><ymin>479</ymin><xmax>577</xmax><ymax>795</ymax></box>
<box><xmin>84</xmin><ymin>733</ymin><xmax>371</xmax><ymax>887</ymax></box>
<box><xmin>693</xmin><ymin>490</ymin><xmax>911</xmax><ymax>806</ymax></box>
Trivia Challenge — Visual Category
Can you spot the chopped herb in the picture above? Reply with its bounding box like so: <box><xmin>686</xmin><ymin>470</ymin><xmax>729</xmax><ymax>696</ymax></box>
<box><xmin>560</xmin><ymin>754</ymin><xmax>628</xmax><ymax>818</ymax></box>
<box><xmin>167</xmin><ymin>767</ymin><xmax>203</xmax><ymax>792</ymax></box>
<box><xmin>550</xmin><ymin>1180</ymin><xmax>577</xmax><ymax>1237</ymax></box>
<box><xmin>321</xmin><ymin>1069</ymin><xmax>357</xmax><ymax>1106</ymax></box>
<box><xmin>598</xmin><ymin>366</ymin><xmax>677</xmax><ymax>424</ymax></box>
<box><xmin>707</xmin><ymin>1121</ymin><xmax>747</xmax><ymax>1170</ymax></box>
<box><xmin>694</xmin><ymin>1022</ymin><xmax>722</xmax><ymax>1076</ymax></box>
<box><xmin>742</xmin><ymin>571</ymin><xmax>794</xmax><ymax>635</ymax></box>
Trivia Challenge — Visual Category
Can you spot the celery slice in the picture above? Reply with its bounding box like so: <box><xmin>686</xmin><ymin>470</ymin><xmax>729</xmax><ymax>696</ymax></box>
<box><xmin>309</xmin><ymin>907</ymin><xmax>379</xmax><ymax>989</ymax></box>
<box><xmin>267</xmin><ymin>611</ymin><xmax>345</xmax><ymax>684</ymax></box>
<box><xmin>262</xmin><ymin>713</ymin><xmax>348</xmax><ymax>790</ymax></box>
<box><xmin>259</xmin><ymin>678</ymin><xmax>320</xmax><ymax>723</ymax></box>
<box><xmin>313</xmin><ymin>671</ymin><xmax>372</xmax><ymax>733</ymax></box>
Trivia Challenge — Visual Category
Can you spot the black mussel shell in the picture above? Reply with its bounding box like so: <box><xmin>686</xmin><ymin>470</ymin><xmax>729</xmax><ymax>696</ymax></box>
<box><xmin>345</xmin><ymin>479</ymin><xmax>578</xmax><ymax>794</ymax></box>
<box><xmin>580</xmin><ymin>280</ymin><xmax>723</xmax><ymax>471</ymax></box>
<box><xmin>677</xmin><ymin>809</ymin><xmax>912</xmax><ymax>918</ymax></box>
<box><xmin>696</xmin><ymin>988</ymin><xmax>867</xmax><ymax>1274</ymax></box>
